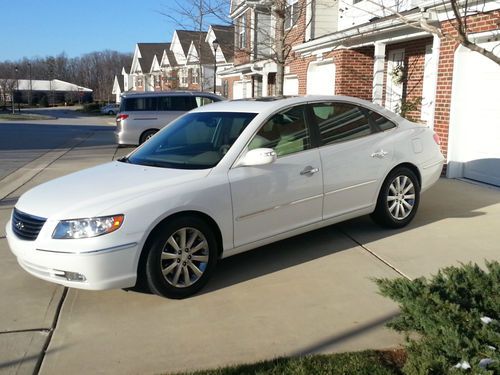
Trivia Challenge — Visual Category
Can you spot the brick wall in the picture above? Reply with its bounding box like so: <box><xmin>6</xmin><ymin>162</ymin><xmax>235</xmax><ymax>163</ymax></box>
<box><xmin>286</xmin><ymin>46</ymin><xmax>374</xmax><ymax>99</ymax></box>
<box><xmin>223</xmin><ymin>77</ymin><xmax>241</xmax><ymax>100</ymax></box>
<box><xmin>384</xmin><ymin>37</ymin><xmax>432</xmax><ymax>121</ymax></box>
<box><xmin>333</xmin><ymin>47</ymin><xmax>374</xmax><ymax>100</ymax></box>
<box><xmin>434</xmin><ymin>10</ymin><xmax>499</xmax><ymax>159</ymax></box>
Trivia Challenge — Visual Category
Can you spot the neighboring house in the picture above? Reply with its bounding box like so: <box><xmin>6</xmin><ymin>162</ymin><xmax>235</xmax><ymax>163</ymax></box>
<box><xmin>206</xmin><ymin>25</ymin><xmax>235</xmax><ymax>95</ymax></box>
<box><xmin>112</xmin><ymin>75</ymin><xmax>124</xmax><ymax>103</ymax></box>
<box><xmin>0</xmin><ymin>79</ymin><xmax>92</xmax><ymax>105</ymax></box>
<box><xmin>221</xmin><ymin>0</ymin><xmax>499</xmax><ymax>187</ymax></box>
<box><xmin>170</xmin><ymin>30</ymin><xmax>217</xmax><ymax>91</ymax></box>
<box><xmin>130</xmin><ymin>43</ymin><xmax>170</xmax><ymax>91</ymax></box>
<box><xmin>159</xmin><ymin>45</ymin><xmax>179</xmax><ymax>90</ymax></box>
<box><xmin>220</xmin><ymin>0</ymin><xmax>317</xmax><ymax>99</ymax></box>
<box><xmin>287</xmin><ymin>0</ymin><xmax>500</xmax><ymax>187</ymax></box>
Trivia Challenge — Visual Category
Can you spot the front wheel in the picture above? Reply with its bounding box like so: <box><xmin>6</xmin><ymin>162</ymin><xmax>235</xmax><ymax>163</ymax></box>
<box><xmin>144</xmin><ymin>216</ymin><xmax>218</xmax><ymax>299</ymax></box>
<box><xmin>371</xmin><ymin>167</ymin><xmax>420</xmax><ymax>228</ymax></box>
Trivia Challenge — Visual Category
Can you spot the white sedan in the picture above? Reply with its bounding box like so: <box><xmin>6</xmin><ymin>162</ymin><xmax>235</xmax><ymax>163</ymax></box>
<box><xmin>6</xmin><ymin>96</ymin><xmax>444</xmax><ymax>299</ymax></box>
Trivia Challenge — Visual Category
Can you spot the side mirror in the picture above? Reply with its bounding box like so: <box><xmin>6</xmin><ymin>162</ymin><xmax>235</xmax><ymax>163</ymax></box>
<box><xmin>236</xmin><ymin>148</ymin><xmax>277</xmax><ymax>167</ymax></box>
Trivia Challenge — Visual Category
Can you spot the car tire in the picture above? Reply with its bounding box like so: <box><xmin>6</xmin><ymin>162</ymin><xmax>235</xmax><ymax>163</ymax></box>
<box><xmin>140</xmin><ymin>130</ymin><xmax>158</xmax><ymax>144</ymax></box>
<box><xmin>144</xmin><ymin>216</ymin><xmax>218</xmax><ymax>299</ymax></box>
<box><xmin>371</xmin><ymin>167</ymin><xmax>420</xmax><ymax>228</ymax></box>
<box><xmin>107</xmin><ymin>110</ymin><xmax>114</xmax><ymax>115</ymax></box>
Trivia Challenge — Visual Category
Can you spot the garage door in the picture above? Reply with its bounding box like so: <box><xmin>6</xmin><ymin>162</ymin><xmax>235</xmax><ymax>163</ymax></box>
<box><xmin>307</xmin><ymin>60</ymin><xmax>335</xmax><ymax>95</ymax></box>
<box><xmin>449</xmin><ymin>42</ymin><xmax>500</xmax><ymax>186</ymax></box>
<box><xmin>232</xmin><ymin>81</ymin><xmax>252</xmax><ymax>99</ymax></box>
<box><xmin>283</xmin><ymin>76</ymin><xmax>298</xmax><ymax>95</ymax></box>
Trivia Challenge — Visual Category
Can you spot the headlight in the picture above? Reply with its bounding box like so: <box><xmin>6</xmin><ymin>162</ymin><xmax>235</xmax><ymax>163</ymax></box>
<box><xmin>52</xmin><ymin>215</ymin><xmax>124</xmax><ymax>239</ymax></box>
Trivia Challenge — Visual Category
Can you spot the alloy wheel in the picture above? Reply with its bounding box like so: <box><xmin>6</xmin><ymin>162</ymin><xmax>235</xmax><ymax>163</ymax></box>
<box><xmin>386</xmin><ymin>175</ymin><xmax>416</xmax><ymax>220</ymax></box>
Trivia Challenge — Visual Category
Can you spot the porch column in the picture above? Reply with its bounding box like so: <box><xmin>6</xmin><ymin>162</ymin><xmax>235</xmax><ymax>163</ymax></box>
<box><xmin>372</xmin><ymin>42</ymin><xmax>386</xmax><ymax>105</ymax></box>
<box><xmin>262</xmin><ymin>72</ymin><xmax>269</xmax><ymax>97</ymax></box>
<box><xmin>426</xmin><ymin>35</ymin><xmax>441</xmax><ymax>130</ymax></box>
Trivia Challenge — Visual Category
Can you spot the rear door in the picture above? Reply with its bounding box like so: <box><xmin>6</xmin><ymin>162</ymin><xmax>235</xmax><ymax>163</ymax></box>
<box><xmin>309</xmin><ymin>101</ymin><xmax>395</xmax><ymax>220</ymax></box>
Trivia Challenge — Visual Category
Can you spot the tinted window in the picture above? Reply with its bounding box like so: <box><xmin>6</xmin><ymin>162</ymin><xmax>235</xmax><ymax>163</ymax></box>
<box><xmin>368</xmin><ymin>110</ymin><xmax>396</xmax><ymax>131</ymax></box>
<box><xmin>126</xmin><ymin>112</ymin><xmax>256</xmax><ymax>169</ymax></box>
<box><xmin>122</xmin><ymin>97</ymin><xmax>159</xmax><ymax>111</ymax></box>
<box><xmin>311</xmin><ymin>102</ymin><xmax>373</xmax><ymax>145</ymax></box>
<box><xmin>249</xmin><ymin>105</ymin><xmax>310</xmax><ymax>157</ymax></box>
<box><xmin>195</xmin><ymin>96</ymin><xmax>215</xmax><ymax>107</ymax></box>
<box><xmin>158</xmin><ymin>96</ymin><xmax>197</xmax><ymax>111</ymax></box>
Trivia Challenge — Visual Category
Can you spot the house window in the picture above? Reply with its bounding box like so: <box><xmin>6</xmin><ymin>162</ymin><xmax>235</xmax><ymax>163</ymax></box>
<box><xmin>237</xmin><ymin>15</ymin><xmax>247</xmax><ymax>49</ymax></box>
<box><xmin>135</xmin><ymin>76</ymin><xmax>143</xmax><ymax>87</ymax></box>
<box><xmin>180</xmin><ymin>68</ymin><xmax>188</xmax><ymax>87</ymax></box>
<box><xmin>285</xmin><ymin>0</ymin><xmax>299</xmax><ymax>30</ymax></box>
<box><xmin>154</xmin><ymin>75</ymin><xmax>160</xmax><ymax>87</ymax></box>
<box><xmin>192</xmin><ymin>68</ymin><xmax>199</xmax><ymax>84</ymax></box>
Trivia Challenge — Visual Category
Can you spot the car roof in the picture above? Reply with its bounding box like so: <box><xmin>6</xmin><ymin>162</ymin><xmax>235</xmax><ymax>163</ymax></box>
<box><xmin>190</xmin><ymin>95</ymin><xmax>398</xmax><ymax>119</ymax></box>
<box><xmin>121</xmin><ymin>91</ymin><xmax>223</xmax><ymax>99</ymax></box>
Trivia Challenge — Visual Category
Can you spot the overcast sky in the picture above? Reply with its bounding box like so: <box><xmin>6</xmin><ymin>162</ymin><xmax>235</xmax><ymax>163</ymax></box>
<box><xmin>1</xmin><ymin>0</ymin><xmax>227</xmax><ymax>61</ymax></box>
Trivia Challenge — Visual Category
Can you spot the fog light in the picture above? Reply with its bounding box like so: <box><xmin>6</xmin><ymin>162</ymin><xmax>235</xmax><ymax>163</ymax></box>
<box><xmin>53</xmin><ymin>270</ymin><xmax>86</xmax><ymax>282</ymax></box>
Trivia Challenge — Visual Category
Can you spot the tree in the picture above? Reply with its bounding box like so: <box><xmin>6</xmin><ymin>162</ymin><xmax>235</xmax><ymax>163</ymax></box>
<box><xmin>348</xmin><ymin>0</ymin><xmax>500</xmax><ymax>66</ymax></box>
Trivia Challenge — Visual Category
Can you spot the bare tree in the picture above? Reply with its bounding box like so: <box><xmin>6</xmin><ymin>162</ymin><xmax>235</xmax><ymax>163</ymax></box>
<box><xmin>346</xmin><ymin>0</ymin><xmax>500</xmax><ymax>66</ymax></box>
<box><xmin>159</xmin><ymin>0</ymin><xmax>231</xmax><ymax>91</ymax></box>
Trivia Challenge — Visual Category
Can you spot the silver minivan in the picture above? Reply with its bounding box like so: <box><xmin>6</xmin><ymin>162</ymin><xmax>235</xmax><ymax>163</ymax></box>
<box><xmin>115</xmin><ymin>91</ymin><xmax>224</xmax><ymax>145</ymax></box>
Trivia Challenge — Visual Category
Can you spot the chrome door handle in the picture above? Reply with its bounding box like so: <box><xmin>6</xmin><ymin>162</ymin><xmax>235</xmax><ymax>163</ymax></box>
<box><xmin>300</xmin><ymin>166</ymin><xmax>320</xmax><ymax>176</ymax></box>
<box><xmin>371</xmin><ymin>150</ymin><xmax>388</xmax><ymax>159</ymax></box>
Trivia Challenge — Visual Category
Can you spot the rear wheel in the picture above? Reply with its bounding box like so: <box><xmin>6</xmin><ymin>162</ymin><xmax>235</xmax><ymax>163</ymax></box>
<box><xmin>371</xmin><ymin>167</ymin><xmax>420</xmax><ymax>228</ymax></box>
<box><xmin>144</xmin><ymin>216</ymin><xmax>218</xmax><ymax>299</ymax></box>
<box><xmin>140</xmin><ymin>129</ymin><xmax>158</xmax><ymax>144</ymax></box>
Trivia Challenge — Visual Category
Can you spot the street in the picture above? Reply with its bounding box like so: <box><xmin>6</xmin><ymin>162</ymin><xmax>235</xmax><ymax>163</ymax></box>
<box><xmin>0</xmin><ymin>110</ymin><xmax>499</xmax><ymax>374</ymax></box>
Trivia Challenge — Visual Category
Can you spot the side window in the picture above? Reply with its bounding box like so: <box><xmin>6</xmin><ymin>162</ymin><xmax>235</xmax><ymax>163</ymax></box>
<box><xmin>195</xmin><ymin>96</ymin><xmax>215</xmax><ymax>107</ymax></box>
<box><xmin>158</xmin><ymin>96</ymin><xmax>197</xmax><ymax>111</ymax></box>
<box><xmin>368</xmin><ymin>110</ymin><xmax>396</xmax><ymax>131</ymax></box>
<box><xmin>249</xmin><ymin>105</ymin><xmax>310</xmax><ymax>157</ymax></box>
<box><xmin>311</xmin><ymin>102</ymin><xmax>373</xmax><ymax>145</ymax></box>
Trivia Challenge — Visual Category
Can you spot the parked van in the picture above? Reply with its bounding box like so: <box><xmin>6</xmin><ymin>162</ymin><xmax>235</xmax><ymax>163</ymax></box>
<box><xmin>115</xmin><ymin>91</ymin><xmax>224</xmax><ymax>145</ymax></box>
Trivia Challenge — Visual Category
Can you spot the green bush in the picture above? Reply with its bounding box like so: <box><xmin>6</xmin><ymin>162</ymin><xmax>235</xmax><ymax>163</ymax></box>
<box><xmin>376</xmin><ymin>261</ymin><xmax>499</xmax><ymax>374</ymax></box>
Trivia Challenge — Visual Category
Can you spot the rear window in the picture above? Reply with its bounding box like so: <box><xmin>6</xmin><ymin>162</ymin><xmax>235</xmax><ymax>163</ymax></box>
<box><xmin>121</xmin><ymin>96</ymin><xmax>198</xmax><ymax>112</ymax></box>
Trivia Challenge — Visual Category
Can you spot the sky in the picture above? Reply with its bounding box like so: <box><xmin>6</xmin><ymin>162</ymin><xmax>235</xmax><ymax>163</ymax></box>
<box><xmin>1</xmin><ymin>0</ymin><xmax>227</xmax><ymax>61</ymax></box>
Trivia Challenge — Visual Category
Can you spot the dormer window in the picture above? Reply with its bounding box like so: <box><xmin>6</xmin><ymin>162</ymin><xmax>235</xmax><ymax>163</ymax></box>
<box><xmin>285</xmin><ymin>0</ymin><xmax>299</xmax><ymax>29</ymax></box>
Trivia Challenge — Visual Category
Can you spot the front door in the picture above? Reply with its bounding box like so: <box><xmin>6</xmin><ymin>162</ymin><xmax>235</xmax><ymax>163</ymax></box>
<box><xmin>228</xmin><ymin>105</ymin><xmax>323</xmax><ymax>247</ymax></box>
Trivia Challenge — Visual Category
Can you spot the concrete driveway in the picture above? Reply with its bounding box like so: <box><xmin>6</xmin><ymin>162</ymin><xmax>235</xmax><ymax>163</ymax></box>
<box><xmin>0</xmin><ymin>129</ymin><xmax>499</xmax><ymax>374</ymax></box>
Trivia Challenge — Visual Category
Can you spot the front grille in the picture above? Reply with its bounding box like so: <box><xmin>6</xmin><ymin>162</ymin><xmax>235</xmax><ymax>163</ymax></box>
<box><xmin>12</xmin><ymin>208</ymin><xmax>47</xmax><ymax>241</ymax></box>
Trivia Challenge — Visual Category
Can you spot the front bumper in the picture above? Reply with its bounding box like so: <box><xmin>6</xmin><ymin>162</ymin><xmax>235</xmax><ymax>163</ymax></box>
<box><xmin>6</xmin><ymin>220</ymin><xmax>139</xmax><ymax>290</ymax></box>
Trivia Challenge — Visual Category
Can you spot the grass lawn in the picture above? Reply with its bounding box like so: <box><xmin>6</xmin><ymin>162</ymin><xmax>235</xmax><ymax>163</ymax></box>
<box><xmin>174</xmin><ymin>350</ymin><xmax>405</xmax><ymax>375</ymax></box>
<box><xmin>0</xmin><ymin>113</ymin><xmax>55</xmax><ymax>121</ymax></box>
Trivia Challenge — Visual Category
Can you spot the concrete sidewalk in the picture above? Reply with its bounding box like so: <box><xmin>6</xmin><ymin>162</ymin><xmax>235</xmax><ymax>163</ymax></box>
<box><xmin>1</xmin><ymin>140</ymin><xmax>499</xmax><ymax>374</ymax></box>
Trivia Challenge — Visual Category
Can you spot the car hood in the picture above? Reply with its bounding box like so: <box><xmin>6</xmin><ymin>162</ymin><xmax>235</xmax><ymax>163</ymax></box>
<box><xmin>15</xmin><ymin>161</ymin><xmax>210</xmax><ymax>219</ymax></box>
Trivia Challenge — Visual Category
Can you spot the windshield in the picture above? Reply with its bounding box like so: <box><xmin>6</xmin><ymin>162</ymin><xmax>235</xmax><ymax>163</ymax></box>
<box><xmin>126</xmin><ymin>112</ymin><xmax>257</xmax><ymax>169</ymax></box>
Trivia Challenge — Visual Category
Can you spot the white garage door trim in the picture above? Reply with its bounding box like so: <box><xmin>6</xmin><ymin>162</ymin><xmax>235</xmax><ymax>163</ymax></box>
<box><xmin>307</xmin><ymin>59</ymin><xmax>335</xmax><ymax>95</ymax></box>
<box><xmin>283</xmin><ymin>75</ymin><xmax>299</xmax><ymax>96</ymax></box>
<box><xmin>447</xmin><ymin>38</ymin><xmax>500</xmax><ymax>186</ymax></box>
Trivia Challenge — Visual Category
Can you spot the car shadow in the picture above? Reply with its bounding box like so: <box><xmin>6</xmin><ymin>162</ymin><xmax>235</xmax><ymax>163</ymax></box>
<box><xmin>200</xmin><ymin>178</ymin><xmax>500</xmax><ymax>295</ymax></box>
<box><xmin>126</xmin><ymin>178</ymin><xmax>500</xmax><ymax>298</ymax></box>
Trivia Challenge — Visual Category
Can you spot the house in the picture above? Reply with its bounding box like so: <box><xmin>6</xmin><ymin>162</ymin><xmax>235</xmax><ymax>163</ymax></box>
<box><xmin>221</xmin><ymin>0</ymin><xmax>500</xmax><ymax>187</ymax></box>
<box><xmin>158</xmin><ymin>45</ymin><xmax>179</xmax><ymax>90</ymax></box>
<box><xmin>205</xmin><ymin>25</ymin><xmax>235</xmax><ymax>95</ymax></box>
<box><xmin>170</xmin><ymin>30</ymin><xmax>218</xmax><ymax>91</ymax></box>
<box><xmin>130</xmin><ymin>43</ymin><xmax>171</xmax><ymax>91</ymax></box>
<box><xmin>111</xmin><ymin>75</ymin><xmax>124</xmax><ymax>103</ymax></box>
<box><xmin>0</xmin><ymin>79</ymin><xmax>92</xmax><ymax>105</ymax></box>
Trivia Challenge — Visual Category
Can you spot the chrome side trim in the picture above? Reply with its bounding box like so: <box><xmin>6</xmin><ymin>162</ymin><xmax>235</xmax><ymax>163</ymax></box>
<box><xmin>324</xmin><ymin>180</ymin><xmax>377</xmax><ymax>196</ymax></box>
<box><xmin>36</xmin><ymin>242</ymin><xmax>138</xmax><ymax>255</ymax></box>
<box><xmin>422</xmin><ymin>159</ymin><xmax>444</xmax><ymax>170</ymax></box>
<box><xmin>236</xmin><ymin>194</ymin><xmax>323</xmax><ymax>221</ymax></box>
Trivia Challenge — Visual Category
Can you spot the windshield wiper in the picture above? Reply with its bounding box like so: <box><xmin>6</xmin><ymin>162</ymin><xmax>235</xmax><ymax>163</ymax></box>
<box><xmin>117</xmin><ymin>156</ymin><xmax>129</xmax><ymax>163</ymax></box>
